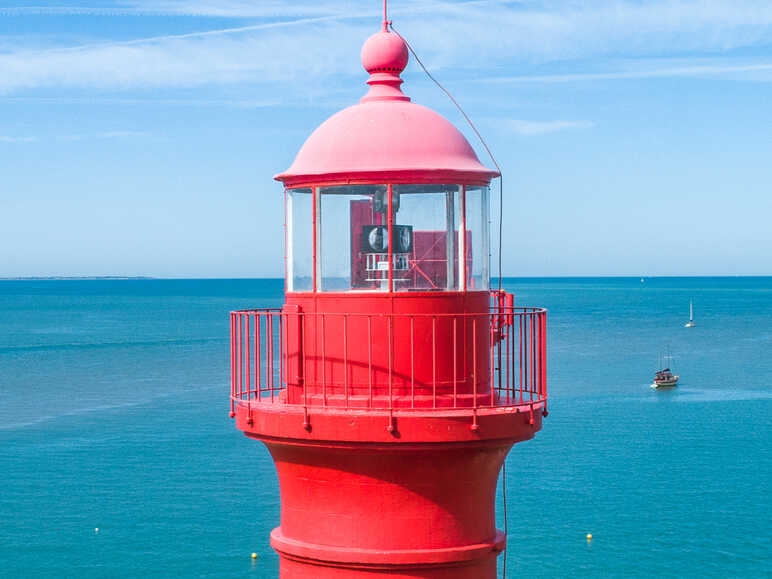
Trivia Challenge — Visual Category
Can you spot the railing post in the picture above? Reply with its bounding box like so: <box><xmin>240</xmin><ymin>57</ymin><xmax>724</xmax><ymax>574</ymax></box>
<box><xmin>388</xmin><ymin>315</ymin><xmax>394</xmax><ymax>423</ymax></box>
<box><xmin>299</xmin><ymin>310</ymin><xmax>310</xmax><ymax>430</ymax></box>
<box><xmin>301</xmin><ymin>311</ymin><xmax>308</xmax><ymax>411</ymax></box>
<box><xmin>432</xmin><ymin>316</ymin><xmax>437</xmax><ymax>409</ymax></box>
<box><xmin>520</xmin><ymin>313</ymin><xmax>525</xmax><ymax>402</ymax></box>
<box><xmin>323</xmin><ymin>314</ymin><xmax>328</xmax><ymax>406</ymax></box>
<box><xmin>246</xmin><ymin>313</ymin><xmax>251</xmax><ymax>399</ymax></box>
<box><xmin>292</xmin><ymin>305</ymin><xmax>303</xmax><ymax>392</ymax></box>
<box><xmin>368</xmin><ymin>315</ymin><xmax>373</xmax><ymax>409</ymax></box>
<box><xmin>452</xmin><ymin>317</ymin><xmax>457</xmax><ymax>409</ymax></box>
<box><xmin>410</xmin><ymin>317</ymin><xmax>415</xmax><ymax>409</ymax></box>
<box><xmin>344</xmin><ymin>315</ymin><xmax>349</xmax><ymax>408</ymax></box>
<box><xmin>505</xmin><ymin>309</ymin><xmax>511</xmax><ymax>403</ymax></box>
<box><xmin>531</xmin><ymin>312</ymin><xmax>537</xmax><ymax>398</ymax></box>
<box><xmin>280</xmin><ymin>311</ymin><xmax>287</xmax><ymax>398</ymax></box>
<box><xmin>540</xmin><ymin>312</ymin><xmax>547</xmax><ymax>400</ymax></box>
<box><xmin>493</xmin><ymin>312</ymin><xmax>499</xmax><ymax>407</ymax></box>
<box><xmin>255</xmin><ymin>313</ymin><xmax>262</xmax><ymax>399</ymax></box>
<box><xmin>237</xmin><ymin>313</ymin><xmax>242</xmax><ymax>402</ymax></box>
<box><xmin>471</xmin><ymin>317</ymin><xmax>479</xmax><ymax>430</ymax></box>
<box><xmin>229</xmin><ymin>313</ymin><xmax>235</xmax><ymax>417</ymax></box>
<box><xmin>268</xmin><ymin>314</ymin><xmax>274</xmax><ymax>400</ymax></box>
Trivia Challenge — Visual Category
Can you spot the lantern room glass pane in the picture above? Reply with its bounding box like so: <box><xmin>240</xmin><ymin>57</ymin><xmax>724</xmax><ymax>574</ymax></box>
<box><xmin>463</xmin><ymin>185</ymin><xmax>490</xmax><ymax>290</ymax></box>
<box><xmin>318</xmin><ymin>185</ymin><xmax>387</xmax><ymax>291</ymax></box>
<box><xmin>392</xmin><ymin>184</ymin><xmax>461</xmax><ymax>291</ymax></box>
<box><xmin>286</xmin><ymin>188</ymin><xmax>313</xmax><ymax>292</ymax></box>
<box><xmin>313</xmin><ymin>184</ymin><xmax>487</xmax><ymax>292</ymax></box>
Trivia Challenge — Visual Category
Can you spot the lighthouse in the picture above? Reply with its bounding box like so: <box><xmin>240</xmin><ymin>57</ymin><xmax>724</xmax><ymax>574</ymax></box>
<box><xmin>230</xmin><ymin>10</ymin><xmax>547</xmax><ymax>579</ymax></box>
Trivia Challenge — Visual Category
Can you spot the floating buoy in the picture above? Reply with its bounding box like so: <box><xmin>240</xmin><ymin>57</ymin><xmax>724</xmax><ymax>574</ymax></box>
<box><xmin>251</xmin><ymin>553</ymin><xmax>258</xmax><ymax>560</ymax></box>
<box><xmin>94</xmin><ymin>528</ymin><xmax>99</xmax><ymax>533</ymax></box>
<box><xmin>586</xmin><ymin>533</ymin><xmax>592</xmax><ymax>541</ymax></box>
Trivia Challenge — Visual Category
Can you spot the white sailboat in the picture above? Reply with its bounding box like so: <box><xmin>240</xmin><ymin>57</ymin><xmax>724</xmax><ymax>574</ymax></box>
<box><xmin>685</xmin><ymin>300</ymin><xmax>695</xmax><ymax>328</ymax></box>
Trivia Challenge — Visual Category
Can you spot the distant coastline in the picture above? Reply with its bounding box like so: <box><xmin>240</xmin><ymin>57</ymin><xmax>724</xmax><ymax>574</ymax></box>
<box><xmin>0</xmin><ymin>275</ymin><xmax>769</xmax><ymax>281</ymax></box>
<box><xmin>0</xmin><ymin>276</ymin><xmax>155</xmax><ymax>280</ymax></box>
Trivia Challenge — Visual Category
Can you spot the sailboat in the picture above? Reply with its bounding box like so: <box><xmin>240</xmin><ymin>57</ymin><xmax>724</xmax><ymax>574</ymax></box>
<box><xmin>652</xmin><ymin>351</ymin><xmax>679</xmax><ymax>388</ymax></box>
<box><xmin>685</xmin><ymin>300</ymin><xmax>695</xmax><ymax>328</ymax></box>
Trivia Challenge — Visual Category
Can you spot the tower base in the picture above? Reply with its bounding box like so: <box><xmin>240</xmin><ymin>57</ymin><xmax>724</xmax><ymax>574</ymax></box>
<box><xmin>277</xmin><ymin>549</ymin><xmax>499</xmax><ymax>579</ymax></box>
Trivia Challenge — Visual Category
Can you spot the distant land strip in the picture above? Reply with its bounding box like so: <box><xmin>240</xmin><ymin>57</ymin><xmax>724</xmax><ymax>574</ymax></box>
<box><xmin>0</xmin><ymin>276</ymin><xmax>155</xmax><ymax>280</ymax></box>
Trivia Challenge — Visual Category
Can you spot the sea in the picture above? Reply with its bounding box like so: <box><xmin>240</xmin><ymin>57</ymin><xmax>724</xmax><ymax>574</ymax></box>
<box><xmin>0</xmin><ymin>277</ymin><xmax>769</xmax><ymax>578</ymax></box>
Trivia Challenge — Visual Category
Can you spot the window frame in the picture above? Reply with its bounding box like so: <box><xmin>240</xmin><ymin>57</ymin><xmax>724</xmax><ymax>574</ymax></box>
<box><xmin>284</xmin><ymin>182</ymin><xmax>491</xmax><ymax>294</ymax></box>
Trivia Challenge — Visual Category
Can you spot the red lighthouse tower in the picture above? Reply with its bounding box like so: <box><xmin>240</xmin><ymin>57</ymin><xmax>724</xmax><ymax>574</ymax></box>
<box><xmin>230</xmin><ymin>12</ymin><xmax>547</xmax><ymax>579</ymax></box>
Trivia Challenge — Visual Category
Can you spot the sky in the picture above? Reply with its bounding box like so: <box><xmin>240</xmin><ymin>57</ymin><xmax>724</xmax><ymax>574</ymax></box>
<box><xmin>0</xmin><ymin>0</ymin><xmax>771</xmax><ymax>278</ymax></box>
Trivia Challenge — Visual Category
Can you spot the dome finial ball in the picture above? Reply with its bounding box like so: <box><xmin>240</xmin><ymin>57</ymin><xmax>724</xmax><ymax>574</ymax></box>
<box><xmin>361</xmin><ymin>29</ymin><xmax>408</xmax><ymax>74</ymax></box>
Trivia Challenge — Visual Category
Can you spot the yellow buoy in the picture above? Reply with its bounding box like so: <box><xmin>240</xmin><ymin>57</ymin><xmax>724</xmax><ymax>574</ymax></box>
<box><xmin>251</xmin><ymin>553</ymin><xmax>258</xmax><ymax>560</ymax></box>
<box><xmin>586</xmin><ymin>533</ymin><xmax>593</xmax><ymax>541</ymax></box>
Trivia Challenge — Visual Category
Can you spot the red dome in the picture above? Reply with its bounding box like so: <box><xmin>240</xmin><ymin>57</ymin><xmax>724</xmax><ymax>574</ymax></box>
<box><xmin>275</xmin><ymin>30</ymin><xmax>498</xmax><ymax>187</ymax></box>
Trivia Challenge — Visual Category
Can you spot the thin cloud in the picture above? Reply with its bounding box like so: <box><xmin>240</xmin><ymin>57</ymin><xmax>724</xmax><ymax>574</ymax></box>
<box><xmin>506</xmin><ymin>119</ymin><xmax>594</xmax><ymax>136</ymax></box>
<box><xmin>123</xmin><ymin>1</ymin><xmax>355</xmax><ymax>18</ymax></box>
<box><xmin>0</xmin><ymin>132</ymin><xmax>150</xmax><ymax>143</ymax></box>
<box><xmin>0</xmin><ymin>18</ymin><xmax>368</xmax><ymax>93</ymax></box>
<box><xmin>0</xmin><ymin>136</ymin><xmax>38</xmax><ymax>143</ymax></box>
<box><xmin>486</xmin><ymin>62</ymin><xmax>772</xmax><ymax>83</ymax></box>
<box><xmin>0</xmin><ymin>1</ymin><xmax>356</xmax><ymax>18</ymax></box>
<box><xmin>0</xmin><ymin>0</ymin><xmax>499</xmax><ymax>19</ymax></box>
<box><xmin>2</xmin><ymin>1</ymin><xmax>772</xmax><ymax>92</ymax></box>
<box><xmin>6</xmin><ymin>14</ymin><xmax>353</xmax><ymax>53</ymax></box>
<box><xmin>0</xmin><ymin>7</ymin><xmax>128</xmax><ymax>16</ymax></box>
<box><xmin>57</xmin><ymin>131</ymin><xmax>152</xmax><ymax>141</ymax></box>
<box><xmin>2</xmin><ymin>96</ymin><xmax>280</xmax><ymax>107</ymax></box>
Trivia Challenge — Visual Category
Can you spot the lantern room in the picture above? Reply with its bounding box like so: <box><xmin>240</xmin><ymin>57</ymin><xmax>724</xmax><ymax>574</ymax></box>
<box><xmin>284</xmin><ymin>183</ymin><xmax>490</xmax><ymax>293</ymax></box>
<box><xmin>277</xmin><ymin>27</ymin><xmax>498</xmax><ymax>297</ymax></box>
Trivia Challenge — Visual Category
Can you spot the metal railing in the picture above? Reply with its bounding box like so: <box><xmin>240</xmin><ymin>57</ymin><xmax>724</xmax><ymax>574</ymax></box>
<box><xmin>230</xmin><ymin>296</ymin><xmax>546</xmax><ymax>415</ymax></box>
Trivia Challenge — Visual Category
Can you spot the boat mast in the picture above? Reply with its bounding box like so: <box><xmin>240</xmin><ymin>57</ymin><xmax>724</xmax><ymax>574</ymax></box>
<box><xmin>664</xmin><ymin>346</ymin><xmax>673</xmax><ymax>371</ymax></box>
<box><xmin>689</xmin><ymin>300</ymin><xmax>693</xmax><ymax>322</ymax></box>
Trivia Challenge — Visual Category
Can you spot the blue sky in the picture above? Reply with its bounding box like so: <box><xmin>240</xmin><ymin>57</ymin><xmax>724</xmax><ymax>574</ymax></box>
<box><xmin>1</xmin><ymin>0</ymin><xmax>770</xmax><ymax>277</ymax></box>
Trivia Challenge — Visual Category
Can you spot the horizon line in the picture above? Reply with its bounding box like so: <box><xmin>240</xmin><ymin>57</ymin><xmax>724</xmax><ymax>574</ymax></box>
<box><xmin>2</xmin><ymin>275</ymin><xmax>770</xmax><ymax>281</ymax></box>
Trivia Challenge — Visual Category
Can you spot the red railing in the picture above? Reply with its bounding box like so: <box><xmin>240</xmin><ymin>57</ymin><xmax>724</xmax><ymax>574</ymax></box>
<box><xmin>230</xmin><ymin>295</ymin><xmax>546</xmax><ymax>414</ymax></box>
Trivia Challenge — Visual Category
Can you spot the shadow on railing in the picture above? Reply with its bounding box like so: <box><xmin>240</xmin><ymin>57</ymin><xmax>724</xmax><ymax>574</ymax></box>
<box><xmin>230</xmin><ymin>294</ymin><xmax>546</xmax><ymax>415</ymax></box>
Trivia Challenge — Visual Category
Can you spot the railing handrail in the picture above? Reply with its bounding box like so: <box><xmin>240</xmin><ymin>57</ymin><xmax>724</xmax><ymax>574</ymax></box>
<box><xmin>230</xmin><ymin>306</ymin><xmax>547</xmax><ymax>317</ymax></box>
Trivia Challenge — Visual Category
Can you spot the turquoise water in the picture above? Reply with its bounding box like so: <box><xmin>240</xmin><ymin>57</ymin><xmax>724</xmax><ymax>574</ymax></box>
<box><xmin>1</xmin><ymin>278</ymin><xmax>769</xmax><ymax>578</ymax></box>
